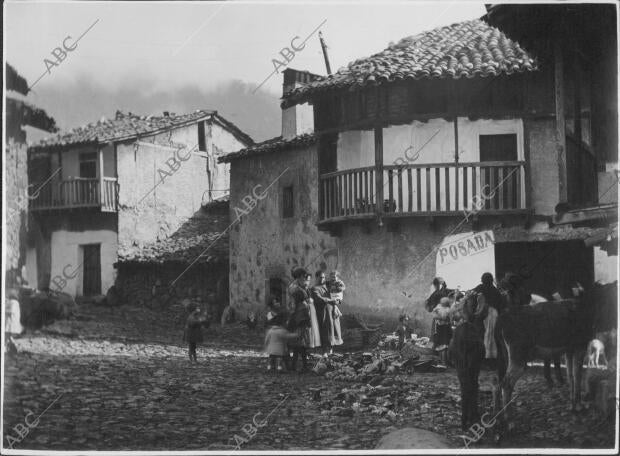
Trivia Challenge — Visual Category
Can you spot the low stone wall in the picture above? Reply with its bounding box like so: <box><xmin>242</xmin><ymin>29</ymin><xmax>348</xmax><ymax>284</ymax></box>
<box><xmin>115</xmin><ymin>262</ymin><xmax>228</xmax><ymax>320</ymax></box>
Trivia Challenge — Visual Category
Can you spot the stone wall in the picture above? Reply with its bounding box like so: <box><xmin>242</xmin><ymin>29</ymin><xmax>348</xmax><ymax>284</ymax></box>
<box><xmin>115</xmin><ymin>263</ymin><xmax>228</xmax><ymax>318</ymax></box>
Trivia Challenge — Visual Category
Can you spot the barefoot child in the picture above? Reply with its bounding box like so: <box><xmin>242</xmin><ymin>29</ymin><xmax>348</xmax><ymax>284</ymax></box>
<box><xmin>183</xmin><ymin>302</ymin><xmax>208</xmax><ymax>363</ymax></box>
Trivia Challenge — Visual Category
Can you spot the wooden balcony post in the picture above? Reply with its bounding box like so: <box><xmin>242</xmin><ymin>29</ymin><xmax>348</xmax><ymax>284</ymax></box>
<box><xmin>454</xmin><ymin>116</ymin><xmax>460</xmax><ymax>209</ymax></box>
<box><xmin>98</xmin><ymin>147</ymin><xmax>105</xmax><ymax>206</ymax></box>
<box><xmin>374</xmin><ymin>125</ymin><xmax>384</xmax><ymax>216</ymax></box>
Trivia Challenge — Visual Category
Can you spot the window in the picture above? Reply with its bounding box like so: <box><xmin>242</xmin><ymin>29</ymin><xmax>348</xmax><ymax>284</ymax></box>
<box><xmin>79</xmin><ymin>152</ymin><xmax>97</xmax><ymax>178</ymax></box>
<box><xmin>198</xmin><ymin>121</ymin><xmax>206</xmax><ymax>151</ymax></box>
<box><xmin>479</xmin><ymin>134</ymin><xmax>518</xmax><ymax>162</ymax></box>
<box><xmin>282</xmin><ymin>186</ymin><xmax>294</xmax><ymax>218</ymax></box>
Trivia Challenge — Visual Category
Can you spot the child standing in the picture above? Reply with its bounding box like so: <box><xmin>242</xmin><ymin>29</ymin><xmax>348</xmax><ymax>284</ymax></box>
<box><xmin>396</xmin><ymin>314</ymin><xmax>412</xmax><ymax>351</ymax></box>
<box><xmin>183</xmin><ymin>302</ymin><xmax>207</xmax><ymax>363</ymax></box>
<box><xmin>264</xmin><ymin>314</ymin><xmax>298</xmax><ymax>372</ymax></box>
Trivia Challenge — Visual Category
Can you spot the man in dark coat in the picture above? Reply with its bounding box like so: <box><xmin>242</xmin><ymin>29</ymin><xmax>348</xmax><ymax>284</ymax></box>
<box><xmin>474</xmin><ymin>272</ymin><xmax>505</xmax><ymax>314</ymax></box>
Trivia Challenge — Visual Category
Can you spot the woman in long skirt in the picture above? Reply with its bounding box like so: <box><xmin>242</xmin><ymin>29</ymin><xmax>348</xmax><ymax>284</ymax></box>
<box><xmin>308</xmin><ymin>296</ymin><xmax>322</xmax><ymax>348</ymax></box>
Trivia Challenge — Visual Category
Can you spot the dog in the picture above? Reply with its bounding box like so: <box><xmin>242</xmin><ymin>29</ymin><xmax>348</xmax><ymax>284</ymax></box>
<box><xmin>587</xmin><ymin>339</ymin><xmax>607</xmax><ymax>368</ymax></box>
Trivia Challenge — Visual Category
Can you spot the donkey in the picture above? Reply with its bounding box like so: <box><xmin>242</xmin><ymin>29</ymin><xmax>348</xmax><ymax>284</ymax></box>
<box><xmin>494</xmin><ymin>283</ymin><xmax>592</xmax><ymax>433</ymax></box>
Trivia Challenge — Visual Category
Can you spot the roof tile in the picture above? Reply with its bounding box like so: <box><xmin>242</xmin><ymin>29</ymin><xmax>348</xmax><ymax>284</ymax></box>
<box><xmin>31</xmin><ymin>109</ymin><xmax>252</xmax><ymax>149</ymax></box>
<box><xmin>283</xmin><ymin>19</ymin><xmax>537</xmax><ymax>107</ymax></box>
<box><xmin>117</xmin><ymin>206</ymin><xmax>230</xmax><ymax>265</ymax></box>
<box><xmin>219</xmin><ymin>133</ymin><xmax>316</xmax><ymax>163</ymax></box>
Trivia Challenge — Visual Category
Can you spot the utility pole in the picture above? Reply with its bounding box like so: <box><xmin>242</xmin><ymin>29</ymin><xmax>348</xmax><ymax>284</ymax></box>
<box><xmin>319</xmin><ymin>31</ymin><xmax>332</xmax><ymax>75</ymax></box>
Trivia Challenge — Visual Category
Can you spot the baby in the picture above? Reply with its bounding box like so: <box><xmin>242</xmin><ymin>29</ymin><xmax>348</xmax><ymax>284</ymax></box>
<box><xmin>328</xmin><ymin>271</ymin><xmax>346</xmax><ymax>303</ymax></box>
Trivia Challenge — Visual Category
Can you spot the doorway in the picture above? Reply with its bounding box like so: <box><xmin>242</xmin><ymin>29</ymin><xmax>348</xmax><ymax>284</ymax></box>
<box><xmin>494</xmin><ymin>241</ymin><xmax>594</xmax><ymax>298</ymax></box>
<box><xmin>82</xmin><ymin>244</ymin><xmax>101</xmax><ymax>296</ymax></box>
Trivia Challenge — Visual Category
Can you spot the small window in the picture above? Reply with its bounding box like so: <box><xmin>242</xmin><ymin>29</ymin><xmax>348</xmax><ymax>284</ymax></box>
<box><xmin>267</xmin><ymin>278</ymin><xmax>284</xmax><ymax>306</ymax></box>
<box><xmin>198</xmin><ymin>121</ymin><xmax>206</xmax><ymax>152</ymax></box>
<box><xmin>79</xmin><ymin>152</ymin><xmax>97</xmax><ymax>178</ymax></box>
<box><xmin>282</xmin><ymin>186</ymin><xmax>294</xmax><ymax>218</ymax></box>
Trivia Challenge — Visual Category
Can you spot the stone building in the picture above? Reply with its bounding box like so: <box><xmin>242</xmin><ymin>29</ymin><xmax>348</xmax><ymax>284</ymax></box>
<box><xmin>27</xmin><ymin>110</ymin><xmax>252</xmax><ymax>298</ymax></box>
<box><xmin>223</xmin><ymin>7</ymin><xmax>617</xmax><ymax>331</ymax></box>
<box><xmin>115</xmin><ymin>197</ymin><xmax>230</xmax><ymax>317</ymax></box>
<box><xmin>5</xmin><ymin>63</ymin><xmax>57</xmax><ymax>287</ymax></box>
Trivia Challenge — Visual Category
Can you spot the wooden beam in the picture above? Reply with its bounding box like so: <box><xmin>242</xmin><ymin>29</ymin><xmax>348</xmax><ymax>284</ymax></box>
<box><xmin>554</xmin><ymin>26</ymin><xmax>568</xmax><ymax>203</ymax></box>
<box><xmin>375</xmin><ymin>125</ymin><xmax>384</xmax><ymax>217</ymax></box>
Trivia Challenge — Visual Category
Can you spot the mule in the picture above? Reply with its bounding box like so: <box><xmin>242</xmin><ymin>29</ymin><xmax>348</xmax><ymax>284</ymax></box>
<box><xmin>494</xmin><ymin>284</ymin><xmax>592</xmax><ymax>433</ymax></box>
<box><xmin>530</xmin><ymin>294</ymin><xmax>565</xmax><ymax>387</ymax></box>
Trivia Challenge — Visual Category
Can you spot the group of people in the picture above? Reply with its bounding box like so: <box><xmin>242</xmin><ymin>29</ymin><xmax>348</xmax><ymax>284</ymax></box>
<box><xmin>264</xmin><ymin>268</ymin><xmax>346</xmax><ymax>372</ymax></box>
<box><xmin>425</xmin><ymin>273</ymin><xmax>504</xmax><ymax>366</ymax></box>
<box><xmin>180</xmin><ymin>269</ymin><xmax>346</xmax><ymax>366</ymax></box>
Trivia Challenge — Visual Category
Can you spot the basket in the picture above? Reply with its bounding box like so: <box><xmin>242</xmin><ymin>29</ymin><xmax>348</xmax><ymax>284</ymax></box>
<box><xmin>341</xmin><ymin>328</ymin><xmax>364</xmax><ymax>350</ymax></box>
<box><xmin>362</xmin><ymin>328</ymin><xmax>383</xmax><ymax>347</ymax></box>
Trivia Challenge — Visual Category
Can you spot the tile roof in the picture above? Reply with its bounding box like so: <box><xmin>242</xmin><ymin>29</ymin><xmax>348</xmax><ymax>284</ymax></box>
<box><xmin>30</xmin><ymin>109</ymin><xmax>253</xmax><ymax>150</ymax></box>
<box><xmin>118</xmin><ymin>207</ymin><xmax>230</xmax><ymax>265</ymax></box>
<box><xmin>282</xmin><ymin>19</ymin><xmax>537</xmax><ymax>107</ymax></box>
<box><xmin>493</xmin><ymin>225</ymin><xmax>612</xmax><ymax>243</ymax></box>
<box><xmin>219</xmin><ymin>133</ymin><xmax>316</xmax><ymax>163</ymax></box>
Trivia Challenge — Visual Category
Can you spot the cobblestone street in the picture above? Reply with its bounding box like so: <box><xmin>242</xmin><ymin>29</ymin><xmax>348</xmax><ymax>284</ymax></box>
<box><xmin>3</xmin><ymin>304</ymin><xmax>616</xmax><ymax>451</ymax></box>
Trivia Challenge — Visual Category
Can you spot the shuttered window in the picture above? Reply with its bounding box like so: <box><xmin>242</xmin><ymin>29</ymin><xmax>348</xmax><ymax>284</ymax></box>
<box><xmin>282</xmin><ymin>186</ymin><xmax>294</xmax><ymax>218</ymax></box>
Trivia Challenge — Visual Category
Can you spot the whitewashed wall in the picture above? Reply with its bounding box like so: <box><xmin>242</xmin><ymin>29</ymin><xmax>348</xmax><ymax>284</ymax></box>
<box><xmin>336</xmin><ymin>118</ymin><xmax>525</xmax><ymax>212</ymax></box>
<box><xmin>50</xmin><ymin>229</ymin><xmax>117</xmax><ymax>296</ymax></box>
<box><xmin>337</xmin><ymin>118</ymin><xmax>524</xmax><ymax>168</ymax></box>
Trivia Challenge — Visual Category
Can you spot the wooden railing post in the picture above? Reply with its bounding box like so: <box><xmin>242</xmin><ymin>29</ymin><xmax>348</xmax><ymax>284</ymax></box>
<box><xmin>374</xmin><ymin>125</ymin><xmax>384</xmax><ymax>216</ymax></box>
<box><xmin>98</xmin><ymin>148</ymin><xmax>105</xmax><ymax>207</ymax></box>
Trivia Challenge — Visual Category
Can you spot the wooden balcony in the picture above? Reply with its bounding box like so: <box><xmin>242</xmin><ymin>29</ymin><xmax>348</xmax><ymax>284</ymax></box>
<box><xmin>319</xmin><ymin>161</ymin><xmax>528</xmax><ymax>223</ymax></box>
<box><xmin>30</xmin><ymin>178</ymin><xmax>119</xmax><ymax>212</ymax></box>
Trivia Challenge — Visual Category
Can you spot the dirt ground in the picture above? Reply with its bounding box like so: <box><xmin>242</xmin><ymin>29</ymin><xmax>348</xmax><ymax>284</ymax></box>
<box><xmin>3</xmin><ymin>303</ymin><xmax>617</xmax><ymax>451</ymax></box>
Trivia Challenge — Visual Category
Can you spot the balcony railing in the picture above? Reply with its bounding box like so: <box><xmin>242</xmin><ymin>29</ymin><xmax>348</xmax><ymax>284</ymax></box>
<box><xmin>30</xmin><ymin>177</ymin><xmax>119</xmax><ymax>212</ymax></box>
<box><xmin>319</xmin><ymin>161</ymin><xmax>527</xmax><ymax>221</ymax></box>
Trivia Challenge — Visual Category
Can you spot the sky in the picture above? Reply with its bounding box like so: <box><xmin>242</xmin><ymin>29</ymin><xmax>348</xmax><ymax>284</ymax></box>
<box><xmin>4</xmin><ymin>0</ymin><xmax>487</xmax><ymax>141</ymax></box>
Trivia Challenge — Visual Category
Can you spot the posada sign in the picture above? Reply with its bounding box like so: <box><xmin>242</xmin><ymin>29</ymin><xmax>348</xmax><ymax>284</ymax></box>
<box><xmin>438</xmin><ymin>231</ymin><xmax>494</xmax><ymax>265</ymax></box>
<box><xmin>436</xmin><ymin>230</ymin><xmax>495</xmax><ymax>290</ymax></box>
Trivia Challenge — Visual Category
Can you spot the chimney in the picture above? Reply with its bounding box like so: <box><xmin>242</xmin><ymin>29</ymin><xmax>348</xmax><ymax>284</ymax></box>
<box><xmin>281</xmin><ymin>68</ymin><xmax>318</xmax><ymax>140</ymax></box>
<box><xmin>163</xmin><ymin>111</ymin><xmax>169</xmax><ymax>117</ymax></box>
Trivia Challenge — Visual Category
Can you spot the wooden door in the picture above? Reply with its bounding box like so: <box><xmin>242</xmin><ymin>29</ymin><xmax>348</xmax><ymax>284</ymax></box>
<box><xmin>82</xmin><ymin>244</ymin><xmax>101</xmax><ymax>296</ymax></box>
<box><xmin>479</xmin><ymin>134</ymin><xmax>518</xmax><ymax>209</ymax></box>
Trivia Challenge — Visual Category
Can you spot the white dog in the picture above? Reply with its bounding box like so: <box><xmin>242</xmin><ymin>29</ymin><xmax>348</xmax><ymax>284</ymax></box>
<box><xmin>587</xmin><ymin>339</ymin><xmax>607</xmax><ymax>368</ymax></box>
